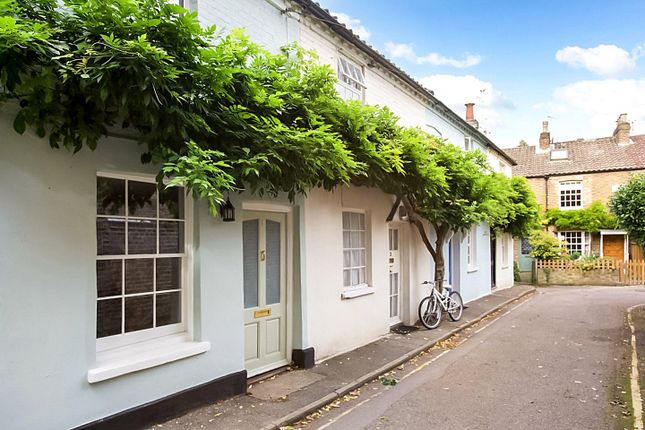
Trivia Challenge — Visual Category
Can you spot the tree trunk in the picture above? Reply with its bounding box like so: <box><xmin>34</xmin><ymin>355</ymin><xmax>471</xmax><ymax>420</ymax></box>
<box><xmin>434</xmin><ymin>225</ymin><xmax>447</xmax><ymax>290</ymax></box>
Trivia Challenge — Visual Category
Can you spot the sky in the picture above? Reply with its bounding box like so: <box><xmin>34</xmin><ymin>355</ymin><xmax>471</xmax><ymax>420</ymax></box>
<box><xmin>318</xmin><ymin>0</ymin><xmax>645</xmax><ymax>148</ymax></box>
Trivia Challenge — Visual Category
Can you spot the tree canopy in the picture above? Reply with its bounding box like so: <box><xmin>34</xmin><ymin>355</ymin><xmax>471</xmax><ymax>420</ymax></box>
<box><xmin>1</xmin><ymin>0</ymin><xmax>539</xmax><ymax>285</ymax></box>
<box><xmin>610</xmin><ymin>174</ymin><xmax>645</xmax><ymax>247</ymax></box>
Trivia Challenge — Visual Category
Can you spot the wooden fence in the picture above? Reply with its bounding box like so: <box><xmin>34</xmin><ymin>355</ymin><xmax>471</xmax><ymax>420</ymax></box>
<box><xmin>536</xmin><ymin>259</ymin><xmax>617</xmax><ymax>270</ymax></box>
<box><xmin>617</xmin><ymin>260</ymin><xmax>645</xmax><ymax>284</ymax></box>
<box><xmin>535</xmin><ymin>259</ymin><xmax>645</xmax><ymax>285</ymax></box>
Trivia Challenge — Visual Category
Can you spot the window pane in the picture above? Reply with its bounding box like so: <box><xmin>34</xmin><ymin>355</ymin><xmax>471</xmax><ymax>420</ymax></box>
<box><xmin>97</xmin><ymin>177</ymin><xmax>125</xmax><ymax>216</ymax></box>
<box><xmin>125</xmin><ymin>258</ymin><xmax>153</xmax><ymax>294</ymax></box>
<box><xmin>266</xmin><ymin>220</ymin><xmax>281</xmax><ymax>305</ymax></box>
<box><xmin>343</xmin><ymin>269</ymin><xmax>351</xmax><ymax>287</ymax></box>
<box><xmin>359</xmin><ymin>249</ymin><xmax>366</xmax><ymax>266</ymax></box>
<box><xmin>156</xmin><ymin>258</ymin><xmax>181</xmax><ymax>291</ymax></box>
<box><xmin>125</xmin><ymin>295</ymin><xmax>153</xmax><ymax>333</ymax></box>
<box><xmin>128</xmin><ymin>181</ymin><xmax>157</xmax><ymax>218</ymax></box>
<box><xmin>351</xmin><ymin>269</ymin><xmax>359</xmax><ymax>286</ymax></box>
<box><xmin>351</xmin><ymin>250</ymin><xmax>360</xmax><ymax>267</ymax></box>
<box><xmin>342</xmin><ymin>212</ymin><xmax>351</xmax><ymax>229</ymax></box>
<box><xmin>97</xmin><ymin>260</ymin><xmax>122</xmax><ymax>297</ymax></box>
<box><xmin>128</xmin><ymin>219</ymin><xmax>157</xmax><ymax>254</ymax></box>
<box><xmin>97</xmin><ymin>298</ymin><xmax>122</xmax><ymax>338</ymax></box>
<box><xmin>156</xmin><ymin>292</ymin><xmax>181</xmax><ymax>326</ymax></box>
<box><xmin>97</xmin><ymin>218</ymin><xmax>125</xmax><ymax>255</ymax></box>
<box><xmin>343</xmin><ymin>250</ymin><xmax>351</xmax><ymax>268</ymax></box>
<box><xmin>350</xmin><ymin>231</ymin><xmax>361</xmax><ymax>248</ymax></box>
<box><xmin>359</xmin><ymin>267</ymin><xmax>366</xmax><ymax>284</ymax></box>
<box><xmin>159</xmin><ymin>187</ymin><xmax>184</xmax><ymax>219</ymax></box>
<box><xmin>159</xmin><ymin>221</ymin><xmax>184</xmax><ymax>254</ymax></box>
<box><xmin>243</xmin><ymin>219</ymin><xmax>259</xmax><ymax>309</ymax></box>
<box><xmin>343</xmin><ymin>231</ymin><xmax>351</xmax><ymax>248</ymax></box>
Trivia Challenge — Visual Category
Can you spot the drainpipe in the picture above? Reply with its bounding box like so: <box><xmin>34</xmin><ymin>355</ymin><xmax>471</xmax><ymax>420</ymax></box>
<box><xmin>544</xmin><ymin>175</ymin><xmax>549</xmax><ymax>209</ymax></box>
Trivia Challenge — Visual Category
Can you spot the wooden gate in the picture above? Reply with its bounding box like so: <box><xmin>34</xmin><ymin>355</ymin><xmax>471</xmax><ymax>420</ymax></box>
<box><xmin>617</xmin><ymin>260</ymin><xmax>645</xmax><ymax>284</ymax></box>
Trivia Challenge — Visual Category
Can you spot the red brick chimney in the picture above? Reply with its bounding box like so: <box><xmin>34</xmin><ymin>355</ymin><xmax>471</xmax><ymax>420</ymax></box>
<box><xmin>539</xmin><ymin>120</ymin><xmax>550</xmax><ymax>151</ymax></box>
<box><xmin>465</xmin><ymin>103</ymin><xmax>479</xmax><ymax>129</ymax></box>
<box><xmin>613</xmin><ymin>113</ymin><xmax>631</xmax><ymax>144</ymax></box>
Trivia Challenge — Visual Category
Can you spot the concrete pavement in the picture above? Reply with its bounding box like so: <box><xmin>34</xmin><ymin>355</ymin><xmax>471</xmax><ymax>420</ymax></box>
<box><xmin>150</xmin><ymin>285</ymin><xmax>535</xmax><ymax>430</ymax></box>
<box><xmin>301</xmin><ymin>286</ymin><xmax>645</xmax><ymax>430</ymax></box>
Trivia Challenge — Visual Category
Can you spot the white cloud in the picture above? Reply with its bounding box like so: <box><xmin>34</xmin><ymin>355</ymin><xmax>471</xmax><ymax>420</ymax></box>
<box><xmin>332</xmin><ymin>12</ymin><xmax>371</xmax><ymax>40</ymax></box>
<box><xmin>385</xmin><ymin>42</ymin><xmax>481</xmax><ymax>68</ymax></box>
<box><xmin>551</xmin><ymin>78</ymin><xmax>645</xmax><ymax>136</ymax></box>
<box><xmin>418</xmin><ymin>74</ymin><xmax>514</xmax><ymax>131</ymax></box>
<box><xmin>555</xmin><ymin>44</ymin><xmax>642</xmax><ymax>77</ymax></box>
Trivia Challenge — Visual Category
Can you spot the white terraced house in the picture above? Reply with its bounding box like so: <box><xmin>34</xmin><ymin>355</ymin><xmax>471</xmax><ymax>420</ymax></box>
<box><xmin>0</xmin><ymin>1</ymin><xmax>515</xmax><ymax>429</ymax></box>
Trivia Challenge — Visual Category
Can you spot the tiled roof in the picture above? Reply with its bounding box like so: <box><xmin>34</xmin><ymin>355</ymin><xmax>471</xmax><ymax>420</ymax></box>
<box><xmin>291</xmin><ymin>0</ymin><xmax>516</xmax><ymax>165</ymax></box>
<box><xmin>504</xmin><ymin>135</ymin><xmax>645</xmax><ymax>177</ymax></box>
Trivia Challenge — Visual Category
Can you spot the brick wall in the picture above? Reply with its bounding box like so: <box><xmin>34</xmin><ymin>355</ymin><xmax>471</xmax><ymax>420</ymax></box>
<box><xmin>536</xmin><ymin>268</ymin><xmax>622</xmax><ymax>285</ymax></box>
<box><xmin>528</xmin><ymin>169</ymin><xmax>645</xmax><ymax>210</ymax></box>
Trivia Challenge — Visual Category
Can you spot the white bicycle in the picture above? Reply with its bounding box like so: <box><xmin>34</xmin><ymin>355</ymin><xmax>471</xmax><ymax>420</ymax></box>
<box><xmin>418</xmin><ymin>281</ymin><xmax>464</xmax><ymax>329</ymax></box>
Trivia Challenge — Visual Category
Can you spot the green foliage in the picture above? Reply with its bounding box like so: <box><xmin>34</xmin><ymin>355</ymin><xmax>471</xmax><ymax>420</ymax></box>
<box><xmin>0</xmin><ymin>0</ymin><xmax>537</xmax><ymax>282</ymax></box>
<box><xmin>575</xmin><ymin>255</ymin><xmax>604</xmax><ymax>271</ymax></box>
<box><xmin>1</xmin><ymin>0</ymin><xmax>363</xmax><ymax>210</ymax></box>
<box><xmin>529</xmin><ymin>230</ymin><xmax>568</xmax><ymax>260</ymax></box>
<box><xmin>610</xmin><ymin>174</ymin><xmax>645</xmax><ymax>247</ymax></box>
<box><xmin>490</xmin><ymin>176</ymin><xmax>540</xmax><ymax>238</ymax></box>
<box><xmin>513</xmin><ymin>261</ymin><xmax>521</xmax><ymax>282</ymax></box>
<box><xmin>544</xmin><ymin>201</ymin><xmax>617</xmax><ymax>232</ymax></box>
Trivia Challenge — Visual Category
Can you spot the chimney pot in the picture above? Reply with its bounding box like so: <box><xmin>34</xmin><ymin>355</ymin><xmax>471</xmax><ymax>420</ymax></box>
<box><xmin>613</xmin><ymin>113</ymin><xmax>631</xmax><ymax>144</ymax></box>
<box><xmin>465</xmin><ymin>103</ymin><xmax>479</xmax><ymax>129</ymax></box>
<box><xmin>539</xmin><ymin>120</ymin><xmax>551</xmax><ymax>151</ymax></box>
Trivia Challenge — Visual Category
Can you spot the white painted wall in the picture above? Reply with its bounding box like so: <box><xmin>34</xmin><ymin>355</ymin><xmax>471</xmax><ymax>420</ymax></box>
<box><xmin>453</xmin><ymin>223</ymin><xmax>493</xmax><ymax>303</ymax></box>
<box><xmin>0</xmin><ymin>112</ymin><xmax>249</xmax><ymax>429</ymax></box>
<box><xmin>301</xmin><ymin>186</ymin><xmax>392</xmax><ymax>359</ymax></box>
<box><xmin>196</xmin><ymin>0</ymin><xmax>298</xmax><ymax>53</ymax></box>
<box><xmin>495</xmin><ymin>232</ymin><xmax>514</xmax><ymax>289</ymax></box>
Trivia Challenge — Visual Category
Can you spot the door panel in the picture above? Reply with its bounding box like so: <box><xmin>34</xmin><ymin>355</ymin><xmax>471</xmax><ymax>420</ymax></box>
<box><xmin>243</xmin><ymin>211</ymin><xmax>288</xmax><ymax>376</ymax></box>
<box><xmin>603</xmin><ymin>235</ymin><xmax>625</xmax><ymax>261</ymax></box>
<box><xmin>519</xmin><ymin>237</ymin><xmax>534</xmax><ymax>272</ymax></box>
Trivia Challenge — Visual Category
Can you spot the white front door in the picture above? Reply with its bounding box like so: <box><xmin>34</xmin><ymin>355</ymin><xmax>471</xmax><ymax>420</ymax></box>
<box><xmin>243</xmin><ymin>211</ymin><xmax>288</xmax><ymax>376</ymax></box>
<box><xmin>388</xmin><ymin>227</ymin><xmax>401</xmax><ymax>325</ymax></box>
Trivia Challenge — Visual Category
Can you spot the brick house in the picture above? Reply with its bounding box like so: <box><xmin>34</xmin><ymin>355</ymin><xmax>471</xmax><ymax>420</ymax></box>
<box><xmin>505</xmin><ymin>114</ymin><xmax>645</xmax><ymax>272</ymax></box>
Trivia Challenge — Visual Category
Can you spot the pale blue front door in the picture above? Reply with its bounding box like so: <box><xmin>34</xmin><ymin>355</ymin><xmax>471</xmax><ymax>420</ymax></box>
<box><xmin>519</xmin><ymin>237</ymin><xmax>533</xmax><ymax>272</ymax></box>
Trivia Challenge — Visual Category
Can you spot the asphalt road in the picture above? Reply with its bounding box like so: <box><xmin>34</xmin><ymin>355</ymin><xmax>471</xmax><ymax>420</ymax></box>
<box><xmin>306</xmin><ymin>287</ymin><xmax>645</xmax><ymax>430</ymax></box>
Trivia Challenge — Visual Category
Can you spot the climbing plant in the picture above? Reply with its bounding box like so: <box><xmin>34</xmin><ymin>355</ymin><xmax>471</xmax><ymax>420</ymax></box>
<box><xmin>544</xmin><ymin>201</ymin><xmax>617</xmax><ymax>232</ymax></box>
<box><xmin>1</xmin><ymin>0</ymin><xmax>538</xmax><ymax>288</ymax></box>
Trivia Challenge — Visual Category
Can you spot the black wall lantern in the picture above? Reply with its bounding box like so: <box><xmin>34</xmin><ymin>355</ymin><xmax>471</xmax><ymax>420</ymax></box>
<box><xmin>220</xmin><ymin>197</ymin><xmax>236</xmax><ymax>222</ymax></box>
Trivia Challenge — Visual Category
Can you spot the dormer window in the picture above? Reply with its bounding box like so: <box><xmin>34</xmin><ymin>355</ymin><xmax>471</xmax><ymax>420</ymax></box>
<box><xmin>337</xmin><ymin>56</ymin><xmax>365</xmax><ymax>101</ymax></box>
<box><xmin>550</xmin><ymin>142</ymin><xmax>568</xmax><ymax>160</ymax></box>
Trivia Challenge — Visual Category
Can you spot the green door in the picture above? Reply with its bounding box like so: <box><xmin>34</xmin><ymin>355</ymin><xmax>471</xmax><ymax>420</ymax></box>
<box><xmin>519</xmin><ymin>237</ymin><xmax>533</xmax><ymax>272</ymax></box>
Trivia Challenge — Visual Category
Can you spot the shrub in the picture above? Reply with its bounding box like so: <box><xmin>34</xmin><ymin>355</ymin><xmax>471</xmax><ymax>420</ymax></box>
<box><xmin>529</xmin><ymin>230</ymin><xmax>568</xmax><ymax>260</ymax></box>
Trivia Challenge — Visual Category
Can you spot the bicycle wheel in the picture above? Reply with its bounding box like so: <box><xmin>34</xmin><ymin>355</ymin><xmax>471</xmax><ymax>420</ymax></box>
<box><xmin>418</xmin><ymin>295</ymin><xmax>442</xmax><ymax>329</ymax></box>
<box><xmin>447</xmin><ymin>291</ymin><xmax>463</xmax><ymax>322</ymax></box>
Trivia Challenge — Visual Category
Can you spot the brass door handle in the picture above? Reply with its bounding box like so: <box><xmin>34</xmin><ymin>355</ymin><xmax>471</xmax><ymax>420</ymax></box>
<box><xmin>260</xmin><ymin>250</ymin><xmax>266</xmax><ymax>261</ymax></box>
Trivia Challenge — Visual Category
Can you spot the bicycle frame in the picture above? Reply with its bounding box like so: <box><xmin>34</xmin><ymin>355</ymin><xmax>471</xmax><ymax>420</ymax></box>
<box><xmin>425</xmin><ymin>282</ymin><xmax>459</xmax><ymax>313</ymax></box>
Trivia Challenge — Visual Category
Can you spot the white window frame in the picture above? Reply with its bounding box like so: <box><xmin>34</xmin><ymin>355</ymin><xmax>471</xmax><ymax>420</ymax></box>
<box><xmin>95</xmin><ymin>171</ymin><xmax>193</xmax><ymax>353</ymax></box>
<box><xmin>467</xmin><ymin>225</ymin><xmax>478</xmax><ymax>271</ymax></box>
<box><xmin>558</xmin><ymin>231</ymin><xmax>588</xmax><ymax>256</ymax></box>
<box><xmin>342</xmin><ymin>209</ymin><xmax>370</xmax><ymax>294</ymax></box>
<box><xmin>336</xmin><ymin>55</ymin><xmax>366</xmax><ymax>101</ymax></box>
<box><xmin>464</xmin><ymin>136</ymin><xmax>473</xmax><ymax>151</ymax></box>
<box><xmin>559</xmin><ymin>180</ymin><xmax>583</xmax><ymax>210</ymax></box>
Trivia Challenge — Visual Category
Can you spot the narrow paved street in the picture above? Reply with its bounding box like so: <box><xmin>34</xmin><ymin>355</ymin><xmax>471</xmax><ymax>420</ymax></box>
<box><xmin>302</xmin><ymin>287</ymin><xmax>645</xmax><ymax>430</ymax></box>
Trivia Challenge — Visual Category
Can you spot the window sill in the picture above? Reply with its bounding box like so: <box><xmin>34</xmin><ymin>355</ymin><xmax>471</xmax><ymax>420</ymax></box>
<box><xmin>88</xmin><ymin>334</ymin><xmax>210</xmax><ymax>384</ymax></box>
<box><xmin>341</xmin><ymin>285</ymin><xmax>373</xmax><ymax>299</ymax></box>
